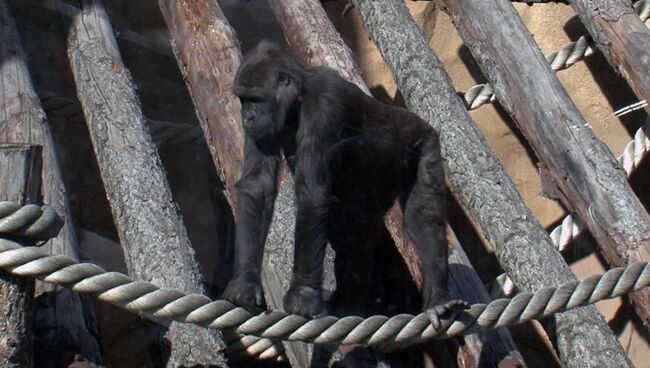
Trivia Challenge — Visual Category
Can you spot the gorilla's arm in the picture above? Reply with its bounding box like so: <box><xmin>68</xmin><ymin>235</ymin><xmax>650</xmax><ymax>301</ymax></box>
<box><xmin>222</xmin><ymin>136</ymin><xmax>280</xmax><ymax>309</ymax></box>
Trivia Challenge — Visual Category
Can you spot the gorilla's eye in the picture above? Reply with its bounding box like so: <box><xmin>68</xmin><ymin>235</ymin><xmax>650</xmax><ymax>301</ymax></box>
<box><xmin>277</xmin><ymin>72</ymin><xmax>290</xmax><ymax>86</ymax></box>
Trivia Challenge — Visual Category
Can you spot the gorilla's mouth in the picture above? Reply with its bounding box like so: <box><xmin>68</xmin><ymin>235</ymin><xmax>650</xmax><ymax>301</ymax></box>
<box><xmin>244</xmin><ymin>119</ymin><xmax>274</xmax><ymax>140</ymax></box>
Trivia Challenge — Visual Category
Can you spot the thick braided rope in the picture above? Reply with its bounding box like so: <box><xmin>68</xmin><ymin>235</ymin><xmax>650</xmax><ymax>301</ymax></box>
<box><xmin>491</xmin><ymin>119</ymin><xmax>650</xmax><ymax>297</ymax></box>
<box><xmin>0</xmin><ymin>236</ymin><xmax>648</xmax><ymax>352</ymax></box>
<box><xmin>0</xmin><ymin>201</ymin><xmax>63</xmax><ymax>241</ymax></box>
<box><xmin>462</xmin><ymin>0</ymin><xmax>649</xmax><ymax>110</ymax></box>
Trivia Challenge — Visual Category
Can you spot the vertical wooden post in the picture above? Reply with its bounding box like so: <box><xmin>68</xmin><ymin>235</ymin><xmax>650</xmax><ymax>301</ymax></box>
<box><xmin>66</xmin><ymin>0</ymin><xmax>225</xmax><ymax>366</ymax></box>
<box><xmin>0</xmin><ymin>1</ymin><xmax>104</xmax><ymax>364</ymax></box>
<box><xmin>569</xmin><ymin>0</ymin><xmax>650</xmax><ymax>113</ymax></box>
<box><xmin>351</xmin><ymin>0</ymin><xmax>633</xmax><ymax>367</ymax></box>
<box><xmin>0</xmin><ymin>144</ymin><xmax>41</xmax><ymax>368</ymax></box>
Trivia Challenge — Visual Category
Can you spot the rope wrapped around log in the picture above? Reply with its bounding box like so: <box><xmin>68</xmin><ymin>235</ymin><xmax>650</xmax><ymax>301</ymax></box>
<box><xmin>0</xmin><ymin>201</ymin><xmax>649</xmax><ymax>353</ymax></box>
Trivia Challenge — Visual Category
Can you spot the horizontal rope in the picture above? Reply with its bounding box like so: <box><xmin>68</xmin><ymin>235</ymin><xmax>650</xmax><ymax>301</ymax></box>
<box><xmin>0</xmin><ymin>201</ymin><xmax>63</xmax><ymax>241</ymax></box>
<box><xmin>0</xmin><ymin>234</ymin><xmax>648</xmax><ymax>352</ymax></box>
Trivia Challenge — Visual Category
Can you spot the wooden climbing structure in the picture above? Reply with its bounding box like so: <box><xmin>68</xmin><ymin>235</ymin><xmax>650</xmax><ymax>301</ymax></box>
<box><xmin>0</xmin><ymin>0</ymin><xmax>648</xmax><ymax>367</ymax></box>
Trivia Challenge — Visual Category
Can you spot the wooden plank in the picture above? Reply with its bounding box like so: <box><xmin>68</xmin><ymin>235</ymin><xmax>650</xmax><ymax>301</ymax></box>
<box><xmin>0</xmin><ymin>1</ymin><xmax>104</xmax><ymax>365</ymax></box>
<box><xmin>0</xmin><ymin>144</ymin><xmax>40</xmax><ymax>368</ymax></box>
<box><xmin>351</xmin><ymin>0</ymin><xmax>633</xmax><ymax>366</ymax></box>
<box><xmin>65</xmin><ymin>0</ymin><xmax>225</xmax><ymax>366</ymax></box>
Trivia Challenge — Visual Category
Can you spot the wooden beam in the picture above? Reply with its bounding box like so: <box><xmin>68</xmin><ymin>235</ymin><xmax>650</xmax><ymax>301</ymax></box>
<box><xmin>437</xmin><ymin>0</ymin><xmax>650</xmax><ymax>327</ymax></box>
<box><xmin>65</xmin><ymin>0</ymin><xmax>225</xmax><ymax>366</ymax></box>
<box><xmin>0</xmin><ymin>144</ymin><xmax>41</xmax><ymax>368</ymax></box>
<box><xmin>351</xmin><ymin>0</ymin><xmax>633</xmax><ymax>366</ymax></box>
<box><xmin>569</xmin><ymin>0</ymin><xmax>650</xmax><ymax>114</ymax></box>
<box><xmin>0</xmin><ymin>1</ymin><xmax>104</xmax><ymax>365</ymax></box>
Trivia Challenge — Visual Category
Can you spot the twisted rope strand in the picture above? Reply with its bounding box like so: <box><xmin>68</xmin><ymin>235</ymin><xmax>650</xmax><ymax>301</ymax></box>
<box><xmin>0</xmin><ymin>201</ymin><xmax>63</xmax><ymax>241</ymax></box>
<box><xmin>461</xmin><ymin>0</ymin><xmax>649</xmax><ymax>110</ymax></box>
<box><xmin>1</xmin><ymin>236</ymin><xmax>648</xmax><ymax>352</ymax></box>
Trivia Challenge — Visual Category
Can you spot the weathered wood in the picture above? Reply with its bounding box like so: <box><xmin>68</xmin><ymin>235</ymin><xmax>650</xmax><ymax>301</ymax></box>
<box><xmin>267</xmin><ymin>2</ymin><xmax>527</xmax><ymax>367</ymax></box>
<box><xmin>437</xmin><ymin>0</ymin><xmax>650</xmax><ymax>327</ymax></box>
<box><xmin>0</xmin><ymin>2</ymin><xmax>104</xmax><ymax>365</ymax></box>
<box><xmin>65</xmin><ymin>0</ymin><xmax>226</xmax><ymax>366</ymax></box>
<box><xmin>0</xmin><ymin>144</ymin><xmax>40</xmax><ymax>368</ymax></box>
<box><xmin>156</xmin><ymin>1</ymin><xmax>314</xmax><ymax>366</ymax></box>
<box><xmin>351</xmin><ymin>1</ymin><xmax>632</xmax><ymax>367</ymax></box>
<box><xmin>569</xmin><ymin>0</ymin><xmax>650</xmax><ymax>114</ymax></box>
<box><xmin>157</xmin><ymin>0</ymin><xmax>243</xmax><ymax>208</ymax></box>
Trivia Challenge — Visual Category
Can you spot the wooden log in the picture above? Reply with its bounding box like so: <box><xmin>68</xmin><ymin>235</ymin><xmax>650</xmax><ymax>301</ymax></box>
<box><xmin>266</xmin><ymin>1</ymin><xmax>527</xmax><ymax>367</ymax></box>
<box><xmin>0</xmin><ymin>144</ymin><xmax>40</xmax><ymax>368</ymax></box>
<box><xmin>157</xmin><ymin>1</ymin><xmax>318</xmax><ymax>365</ymax></box>
<box><xmin>65</xmin><ymin>0</ymin><xmax>226</xmax><ymax>366</ymax></box>
<box><xmin>568</xmin><ymin>0</ymin><xmax>650</xmax><ymax>114</ymax></box>
<box><xmin>0</xmin><ymin>1</ymin><xmax>104</xmax><ymax>365</ymax></box>
<box><xmin>157</xmin><ymin>0</ymin><xmax>243</xmax><ymax>208</ymax></box>
<box><xmin>351</xmin><ymin>1</ymin><xmax>633</xmax><ymax>367</ymax></box>
<box><xmin>437</xmin><ymin>0</ymin><xmax>650</xmax><ymax>327</ymax></box>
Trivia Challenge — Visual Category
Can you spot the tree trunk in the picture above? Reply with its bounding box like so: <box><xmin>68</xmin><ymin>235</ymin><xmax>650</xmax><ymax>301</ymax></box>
<box><xmin>66</xmin><ymin>0</ymin><xmax>226</xmax><ymax>366</ymax></box>
<box><xmin>437</xmin><ymin>0</ymin><xmax>650</xmax><ymax>327</ymax></box>
<box><xmin>0</xmin><ymin>1</ymin><xmax>104</xmax><ymax>365</ymax></box>
<box><xmin>569</xmin><ymin>0</ymin><xmax>650</xmax><ymax>114</ymax></box>
<box><xmin>351</xmin><ymin>1</ymin><xmax>632</xmax><ymax>367</ymax></box>
<box><xmin>266</xmin><ymin>1</ymin><xmax>526</xmax><ymax>367</ymax></box>
<box><xmin>0</xmin><ymin>145</ymin><xmax>40</xmax><ymax>368</ymax></box>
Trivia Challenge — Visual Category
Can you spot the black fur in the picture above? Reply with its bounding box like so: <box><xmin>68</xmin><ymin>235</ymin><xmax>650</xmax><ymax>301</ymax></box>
<box><xmin>221</xmin><ymin>41</ymin><xmax>468</xmax><ymax>330</ymax></box>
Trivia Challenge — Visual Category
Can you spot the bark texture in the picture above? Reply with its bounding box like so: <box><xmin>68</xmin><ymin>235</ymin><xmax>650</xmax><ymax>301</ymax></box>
<box><xmin>352</xmin><ymin>1</ymin><xmax>632</xmax><ymax>367</ymax></box>
<box><xmin>158</xmin><ymin>0</ymin><xmax>244</xmax><ymax>208</ymax></box>
<box><xmin>0</xmin><ymin>1</ymin><xmax>104</xmax><ymax>365</ymax></box>
<box><xmin>267</xmin><ymin>1</ymin><xmax>526</xmax><ymax>366</ymax></box>
<box><xmin>0</xmin><ymin>145</ymin><xmax>40</xmax><ymax>368</ymax></box>
<box><xmin>569</xmin><ymin>0</ymin><xmax>650</xmax><ymax>114</ymax></box>
<box><xmin>66</xmin><ymin>0</ymin><xmax>226</xmax><ymax>366</ymax></box>
<box><xmin>438</xmin><ymin>0</ymin><xmax>650</xmax><ymax>326</ymax></box>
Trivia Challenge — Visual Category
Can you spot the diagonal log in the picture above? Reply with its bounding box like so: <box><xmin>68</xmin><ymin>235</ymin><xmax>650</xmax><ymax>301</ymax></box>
<box><xmin>351</xmin><ymin>0</ymin><xmax>633</xmax><ymax>367</ymax></box>
<box><xmin>436</xmin><ymin>0</ymin><xmax>650</xmax><ymax>327</ymax></box>
<box><xmin>568</xmin><ymin>0</ymin><xmax>650</xmax><ymax>114</ymax></box>
<box><xmin>65</xmin><ymin>0</ymin><xmax>225</xmax><ymax>366</ymax></box>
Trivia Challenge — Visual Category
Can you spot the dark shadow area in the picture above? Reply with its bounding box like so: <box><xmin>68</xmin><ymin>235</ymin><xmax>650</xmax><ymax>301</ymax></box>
<box><xmin>456</xmin><ymin>44</ymin><xmax>488</xmax><ymax>88</ymax></box>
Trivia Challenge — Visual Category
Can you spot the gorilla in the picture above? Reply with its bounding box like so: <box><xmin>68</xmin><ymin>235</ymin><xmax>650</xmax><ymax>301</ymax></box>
<box><xmin>221</xmin><ymin>41</ymin><xmax>468</xmax><ymax>330</ymax></box>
